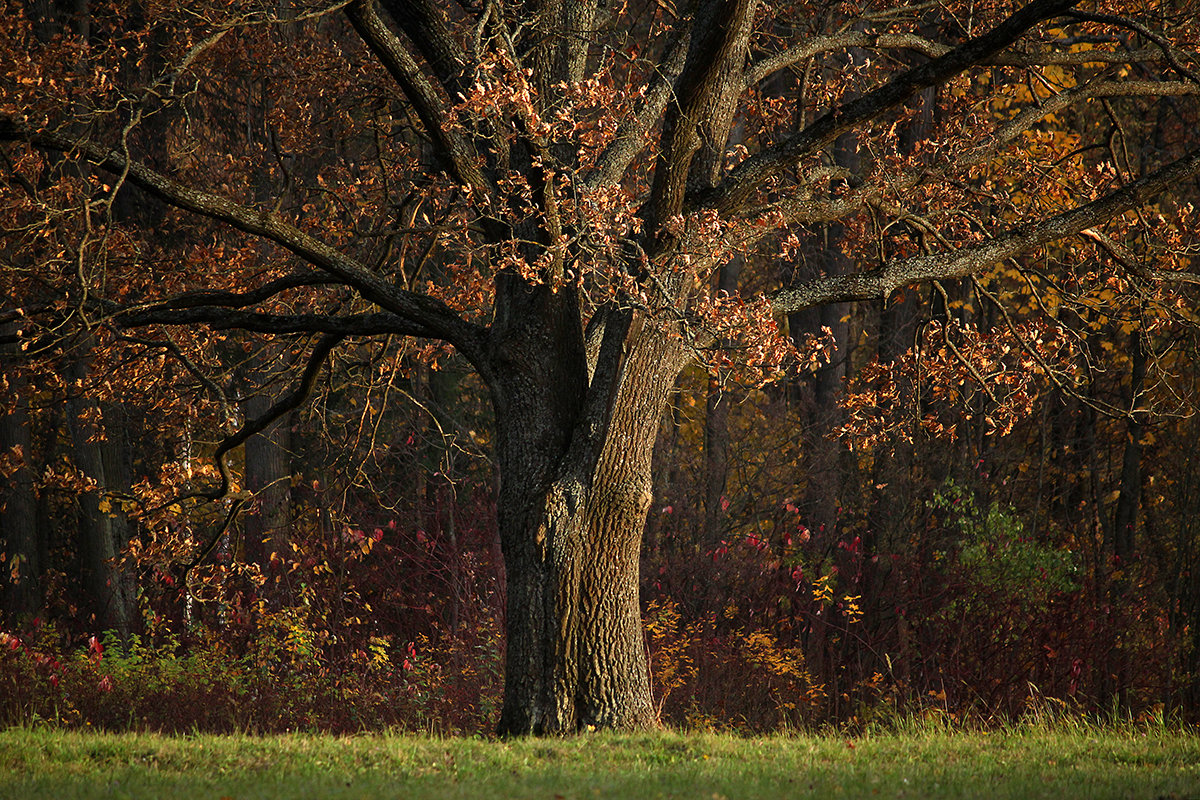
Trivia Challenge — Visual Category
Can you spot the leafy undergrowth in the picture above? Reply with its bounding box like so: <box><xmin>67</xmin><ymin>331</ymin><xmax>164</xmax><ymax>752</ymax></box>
<box><xmin>1</xmin><ymin>725</ymin><xmax>1198</xmax><ymax>800</ymax></box>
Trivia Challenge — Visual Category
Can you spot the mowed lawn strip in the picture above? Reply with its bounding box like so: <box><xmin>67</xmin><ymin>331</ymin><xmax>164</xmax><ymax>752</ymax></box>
<box><xmin>1</xmin><ymin>726</ymin><xmax>1198</xmax><ymax>799</ymax></box>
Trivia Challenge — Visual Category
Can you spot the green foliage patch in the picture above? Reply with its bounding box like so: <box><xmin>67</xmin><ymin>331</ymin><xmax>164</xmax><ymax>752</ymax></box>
<box><xmin>1</xmin><ymin>726</ymin><xmax>1198</xmax><ymax>800</ymax></box>
<box><xmin>931</xmin><ymin>478</ymin><xmax>1081</xmax><ymax>610</ymax></box>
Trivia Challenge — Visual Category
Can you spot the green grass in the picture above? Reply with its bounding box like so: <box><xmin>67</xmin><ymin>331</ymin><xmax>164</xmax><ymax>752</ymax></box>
<box><xmin>1</xmin><ymin>724</ymin><xmax>1198</xmax><ymax>799</ymax></box>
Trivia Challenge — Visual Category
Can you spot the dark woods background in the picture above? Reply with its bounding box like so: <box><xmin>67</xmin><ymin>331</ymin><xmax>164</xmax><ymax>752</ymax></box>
<box><xmin>6</xmin><ymin>266</ymin><xmax>1197</xmax><ymax>733</ymax></box>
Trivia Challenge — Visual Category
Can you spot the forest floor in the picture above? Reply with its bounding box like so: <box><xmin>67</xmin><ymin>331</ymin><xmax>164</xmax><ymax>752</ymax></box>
<box><xmin>1</xmin><ymin>724</ymin><xmax>1198</xmax><ymax>799</ymax></box>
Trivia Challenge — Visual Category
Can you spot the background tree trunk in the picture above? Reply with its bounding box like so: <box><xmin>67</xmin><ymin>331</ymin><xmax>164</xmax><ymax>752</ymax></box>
<box><xmin>1</xmin><ymin>325</ymin><xmax>40</xmax><ymax>617</ymax></box>
<box><xmin>702</xmin><ymin>263</ymin><xmax>742</xmax><ymax>548</ymax></box>
<box><xmin>241</xmin><ymin>348</ymin><xmax>295</xmax><ymax>583</ymax></box>
<box><xmin>66</xmin><ymin>354</ymin><xmax>134</xmax><ymax>637</ymax></box>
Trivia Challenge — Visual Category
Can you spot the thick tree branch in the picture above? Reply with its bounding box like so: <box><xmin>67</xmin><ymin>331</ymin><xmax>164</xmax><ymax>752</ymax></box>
<box><xmin>380</xmin><ymin>0</ymin><xmax>473</xmax><ymax>101</ymax></box>
<box><xmin>647</xmin><ymin>0</ymin><xmax>757</xmax><ymax>236</ymax></box>
<box><xmin>771</xmin><ymin>145</ymin><xmax>1200</xmax><ymax>313</ymax></box>
<box><xmin>346</xmin><ymin>0</ymin><xmax>490</xmax><ymax>191</ymax></box>
<box><xmin>749</xmin><ymin>36</ymin><xmax>1200</xmax><ymax>85</ymax></box>
<box><xmin>178</xmin><ymin>333</ymin><xmax>345</xmax><ymax>577</ymax></box>
<box><xmin>749</xmin><ymin>32</ymin><xmax>951</xmax><ymax>84</ymax></box>
<box><xmin>696</xmin><ymin>0</ymin><xmax>1081</xmax><ymax>216</ymax></box>
<box><xmin>0</xmin><ymin>118</ymin><xmax>489</xmax><ymax>366</ymax></box>
<box><xmin>121</xmin><ymin>308</ymin><xmax>430</xmax><ymax>337</ymax></box>
<box><xmin>725</xmin><ymin>78</ymin><xmax>1200</xmax><ymax>257</ymax></box>
<box><xmin>805</xmin><ymin>79</ymin><xmax>1200</xmax><ymax>217</ymax></box>
<box><xmin>960</xmin><ymin>79</ymin><xmax>1200</xmax><ymax>169</ymax></box>
<box><xmin>140</xmin><ymin>273</ymin><xmax>338</xmax><ymax>311</ymax></box>
<box><xmin>657</xmin><ymin>76</ymin><xmax>1200</xmax><ymax>301</ymax></box>
<box><xmin>1080</xmin><ymin>229</ymin><xmax>1200</xmax><ymax>286</ymax></box>
<box><xmin>585</xmin><ymin>26</ymin><xmax>692</xmax><ymax>190</ymax></box>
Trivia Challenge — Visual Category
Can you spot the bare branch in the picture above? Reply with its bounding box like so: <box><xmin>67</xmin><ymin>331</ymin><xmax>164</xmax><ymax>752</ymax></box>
<box><xmin>120</xmin><ymin>308</ymin><xmax>430</xmax><ymax>337</ymax></box>
<box><xmin>1080</xmin><ymin>228</ymin><xmax>1200</xmax><ymax>286</ymax></box>
<box><xmin>970</xmin><ymin>274</ymin><xmax>1133</xmax><ymax>419</ymax></box>
<box><xmin>585</xmin><ymin>26</ymin><xmax>692</xmax><ymax>189</ymax></box>
<box><xmin>177</xmin><ymin>333</ymin><xmax>345</xmax><ymax>576</ymax></box>
<box><xmin>772</xmin><ymin>144</ymin><xmax>1200</xmax><ymax>314</ymax></box>
<box><xmin>1065</xmin><ymin>10</ymin><xmax>1200</xmax><ymax>86</ymax></box>
<box><xmin>696</xmin><ymin>0</ymin><xmax>1082</xmax><ymax>216</ymax></box>
<box><xmin>960</xmin><ymin>79</ymin><xmax>1200</xmax><ymax>168</ymax></box>
<box><xmin>749</xmin><ymin>32</ymin><xmax>951</xmax><ymax>85</ymax></box>
<box><xmin>750</xmin><ymin>35</ymin><xmax>1200</xmax><ymax>85</ymax></box>
<box><xmin>0</xmin><ymin>118</ymin><xmax>489</xmax><ymax>365</ymax></box>
<box><xmin>114</xmin><ymin>331</ymin><xmax>238</xmax><ymax>425</ymax></box>
<box><xmin>346</xmin><ymin>0</ymin><xmax>491</xmax><ymax>191</ymax></box>
<box><xmin>139</xmin><ymin>273</ymin><xmax>339</xmax><ymax>311</ymax></box>
<box><xmin>734</xmin><ymin>79</ymin><xmax>1200</xmax><ymax>248</ymax></box>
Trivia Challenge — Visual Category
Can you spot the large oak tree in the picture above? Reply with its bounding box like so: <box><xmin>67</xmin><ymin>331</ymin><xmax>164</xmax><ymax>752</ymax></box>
<box><xmin>3</xmin><ymin>0</ymin><xmax>1200</xmax><ymax>733</ymax></box>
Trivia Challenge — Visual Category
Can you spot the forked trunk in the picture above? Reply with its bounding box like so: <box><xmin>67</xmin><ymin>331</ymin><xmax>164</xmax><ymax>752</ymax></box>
<box><xmin>492</xmin><ymin>317</ymin><xmax>682</xmax><ymax>734</ymax></box>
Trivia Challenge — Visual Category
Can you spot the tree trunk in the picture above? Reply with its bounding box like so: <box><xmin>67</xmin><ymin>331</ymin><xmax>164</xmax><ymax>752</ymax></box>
<box><xmin>66</xmin><ymin>356</ymin><xmax>135</xmax><ymax>637</ymax></box>
<box><xmin>1112</xmin><ymin>331</ymin><xmax>1146</xmax><ymax>563</ymax></box>
<box><xmin>242</xmin><ymin>356</ymin><xmax>294</xmax><ymax>579</ymax></box>
<box><xmin>1</xmin><ymin>325</ymin><xmax>40</xmax><ymax>616</ymax></box>
<box><xmin>493</xmin><ymin>304</ymin><xmax>683</xmax><ymax>734</ymax></box>
<box><xmin>1105</xmin><ymin>331</ymin><xmax>1146</xmax><ymax>709</ymax></box>
<box><xmin>701</xmin><ymin>262</ymin><xmax>742</xmax><ymax>548</ymax></box>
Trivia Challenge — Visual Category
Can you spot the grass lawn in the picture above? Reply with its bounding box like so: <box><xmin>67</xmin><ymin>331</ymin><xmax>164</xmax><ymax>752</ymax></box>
<box><xmin>1</xmin><ymin>725</ymin><xmax>1198</xmax><ymax>799</ymax></box>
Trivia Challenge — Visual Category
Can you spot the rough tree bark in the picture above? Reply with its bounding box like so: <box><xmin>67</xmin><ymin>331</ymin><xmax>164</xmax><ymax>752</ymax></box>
<box><xmin>494</xmin><ymin>325</ymin><xmax>685</xmax><ymax>731</ymax></box>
